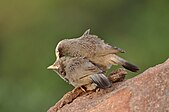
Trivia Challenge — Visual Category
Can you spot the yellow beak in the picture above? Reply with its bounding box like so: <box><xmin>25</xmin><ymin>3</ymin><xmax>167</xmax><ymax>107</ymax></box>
<box><xmin>47</xmin><ymin>62</ymin><xmax>60</xmax><ymax>70</ymax></box>
<box><xmin>47</xmin><ymin>65</ymin><xmax>55</xmax><ymax>70</ymax></box>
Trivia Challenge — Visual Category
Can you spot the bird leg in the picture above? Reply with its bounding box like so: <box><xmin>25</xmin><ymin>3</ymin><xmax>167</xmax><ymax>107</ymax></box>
<box><xmin>108</xmin><ymin>68</ymin><xmax>127</xmax><ymax>83</ymax></box>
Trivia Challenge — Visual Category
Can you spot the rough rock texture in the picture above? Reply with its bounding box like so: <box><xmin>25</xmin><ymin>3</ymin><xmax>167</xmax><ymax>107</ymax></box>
<box><xmin>49</xmin><ymin>59</ymin><xmax>169</xmax><ymax>112</ymax></box>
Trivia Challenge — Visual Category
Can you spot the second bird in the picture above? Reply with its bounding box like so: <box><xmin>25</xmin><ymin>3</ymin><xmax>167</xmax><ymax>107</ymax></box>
<box><xmin>48</xmin><ymin>57</ymin><xmax>112</xmax><ymax>90</ymax></box>
<box><xmin>55</xmin><ymin>29</ymin><xmax>139</xmax><ymax>72</ymax></box>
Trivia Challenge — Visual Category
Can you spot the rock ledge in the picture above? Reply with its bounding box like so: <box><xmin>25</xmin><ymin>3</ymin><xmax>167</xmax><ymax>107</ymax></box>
<box><xmin>49</xmin><ymin>59</ymin><xmax>169</xmax><ymax>112</ymax></box>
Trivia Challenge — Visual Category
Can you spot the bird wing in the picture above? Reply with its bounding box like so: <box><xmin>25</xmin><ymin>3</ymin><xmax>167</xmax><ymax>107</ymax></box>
<box><xmin>80</xmin><ymin>34</ymin><xmax>125</xmax><ymax>56</ymax></box>
<box><xmin>82</xmin><ymin>60</ymin><xmax>112</xmax><ymax>89</ymax></box>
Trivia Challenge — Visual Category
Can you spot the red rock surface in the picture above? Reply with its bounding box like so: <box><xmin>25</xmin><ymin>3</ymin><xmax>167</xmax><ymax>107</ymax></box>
<box><xmin>49</xmin><ymin>59</ymin><xmax>169</xmax><ymax>112</ymax></box>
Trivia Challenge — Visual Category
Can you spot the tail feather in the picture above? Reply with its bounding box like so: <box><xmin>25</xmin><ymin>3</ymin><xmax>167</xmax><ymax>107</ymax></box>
<box><xmin>122</xmin><ymin>62</ymin><xmax>139</xmax><ymax>72</ymax></box>
<box><xmin>91</xmin><ymin>73</ymin><xmax>112</xmax><ymax>89</ymax></box>
<box><xmin>111</xmin><ymin>54</ymin><xmax>139</xmax><ymax>72</ymax></box>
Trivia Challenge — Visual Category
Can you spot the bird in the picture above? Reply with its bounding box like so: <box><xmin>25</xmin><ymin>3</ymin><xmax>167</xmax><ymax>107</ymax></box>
<box><xmin>47</xmin><ymin>56</ymin><xmax>112</xmax><ymax>90</ymax></box>
<box><xmin>55</xmin><ymin>29</ymin><xmax>139</xmax><ymax>72</ymax></box>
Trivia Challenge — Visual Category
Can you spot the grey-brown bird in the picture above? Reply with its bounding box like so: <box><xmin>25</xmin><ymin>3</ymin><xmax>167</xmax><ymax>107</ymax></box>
<box><xmin>48</xmin><ymin>57</ymin><xmax>111</xmax><ymax>90</ymax></box>
<box><xmin>55</xmin><ymin>29</ymin><xmax>139</xmax><ymax>72</ymax></box>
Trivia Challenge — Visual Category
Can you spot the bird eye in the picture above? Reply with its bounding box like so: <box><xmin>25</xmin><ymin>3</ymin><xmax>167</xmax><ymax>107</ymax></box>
<box><xmin>61</xmin><ymin>71</ymin><xmax>66</xmax><ymax>76</ymax></box>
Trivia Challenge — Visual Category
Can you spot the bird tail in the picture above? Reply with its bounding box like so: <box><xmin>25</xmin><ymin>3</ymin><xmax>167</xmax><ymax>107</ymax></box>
<box><xmin>91</xmin><ymin>73</ymin><xmax>112</xmax><ymax>89</ymax></box>
<box><xmin>110</xmin><ymin>54</ymin><xmax>139</xmax><ymax>72</ymax></box>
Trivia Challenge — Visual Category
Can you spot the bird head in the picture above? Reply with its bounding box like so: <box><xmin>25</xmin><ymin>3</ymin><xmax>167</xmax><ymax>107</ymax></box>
<box><xmin>55</xmin><ymin>39</ymin><xmax>69</xmax><ymax>60</ymax></box>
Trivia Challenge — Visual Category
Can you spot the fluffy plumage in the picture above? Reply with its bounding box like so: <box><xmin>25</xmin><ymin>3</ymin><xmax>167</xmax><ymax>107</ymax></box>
<box><xmin>48</xmin><ymin>57</ymin><xmax>111</xmax><ymax>90</ymax></box>
<box><xmin>55</xmin><ymin>29</ymin><xmax>139</xmax><ymax>72</ymax></box>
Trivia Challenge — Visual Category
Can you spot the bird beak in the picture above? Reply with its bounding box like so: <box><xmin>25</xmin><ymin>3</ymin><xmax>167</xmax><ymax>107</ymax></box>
<box><xmin>47</xmin><ymin>61</ymin><xmax>60</xmax><ymax>70</ymax></box>
<box><xmin>47</xmin><ymin>65</ymin><xmax>55</xmax><ymax>70</ymax></box>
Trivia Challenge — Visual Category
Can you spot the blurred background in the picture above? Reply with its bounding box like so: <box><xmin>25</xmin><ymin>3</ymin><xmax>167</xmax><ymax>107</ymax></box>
<box><xmin>0</xmin><ymin>0</ymin><xmax>169</xmax><ymax>112</ymax></box>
